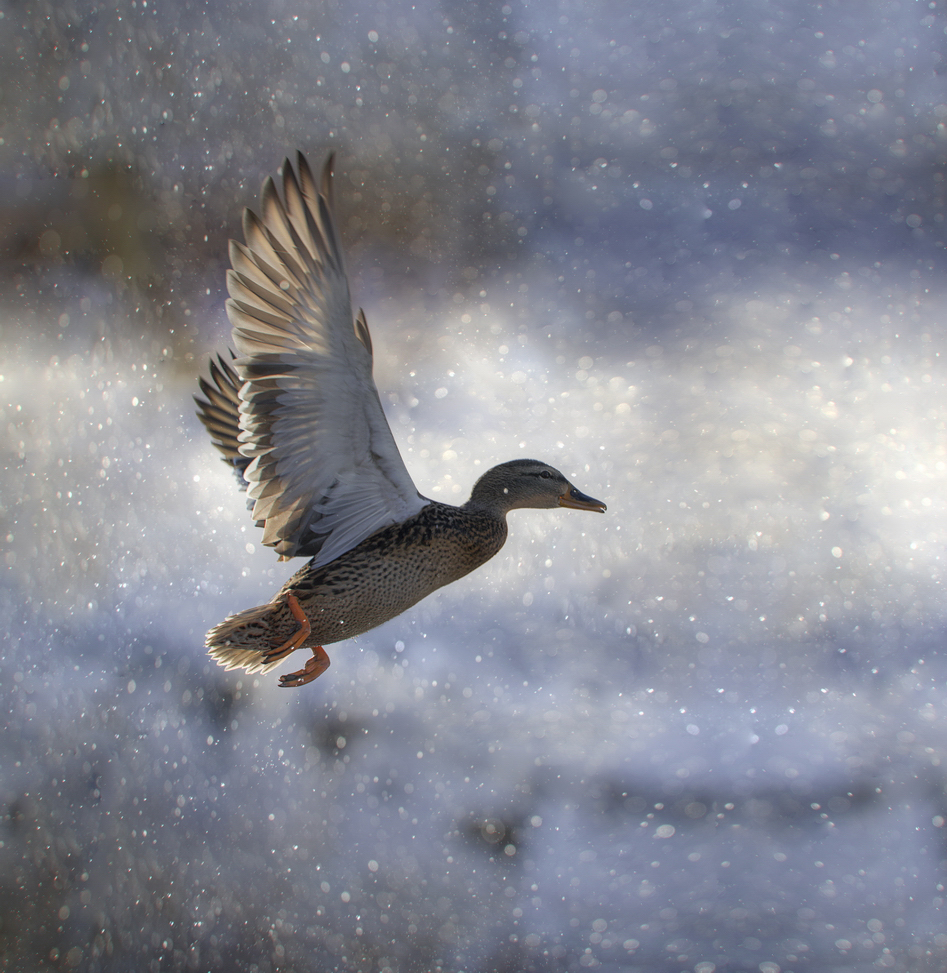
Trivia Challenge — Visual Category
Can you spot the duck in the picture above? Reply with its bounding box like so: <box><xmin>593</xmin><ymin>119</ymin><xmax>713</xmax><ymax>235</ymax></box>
<box><xmin>195</xmin><ymin>152</ymin><xmax>606</xmax><ymax>688</ymax></box>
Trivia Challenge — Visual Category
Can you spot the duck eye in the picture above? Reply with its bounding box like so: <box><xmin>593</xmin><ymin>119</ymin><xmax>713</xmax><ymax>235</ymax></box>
<box><xmin>540</xmin><ymin>470</ymin><xmax>552</xmax><ymax>479</ymax></box>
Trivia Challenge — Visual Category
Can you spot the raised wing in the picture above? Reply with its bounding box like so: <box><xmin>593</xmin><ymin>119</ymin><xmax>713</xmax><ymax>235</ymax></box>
<box><xmin>194</xmin><ymin>351</ymin><xmax>252</xmax><ymax>493</ymax></box>
<box><xmin>223</xmin><ymin>152</ymin><xmax>428</xmax><ymax>565</ymax></box>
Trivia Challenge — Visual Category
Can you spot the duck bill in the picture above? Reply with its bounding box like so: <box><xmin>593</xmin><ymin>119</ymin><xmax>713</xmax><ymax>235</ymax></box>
<box><xmin>558</xmin><ymin>486</ymin><xmax>607</xmax><ymax>513</ymax></box>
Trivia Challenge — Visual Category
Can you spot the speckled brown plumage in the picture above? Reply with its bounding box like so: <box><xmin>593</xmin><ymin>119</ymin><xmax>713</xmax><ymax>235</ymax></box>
<box><xmin>206</xmin><ymin>499</ymin><xmax>507</xmax><ymax>672</ymax></box>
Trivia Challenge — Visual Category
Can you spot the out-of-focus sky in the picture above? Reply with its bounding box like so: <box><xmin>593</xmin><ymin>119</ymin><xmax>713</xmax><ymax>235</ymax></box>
<box><xmin>3</xmin><ymin>2</ymin><xmax>947</xmax><ymax>970</ymax></box>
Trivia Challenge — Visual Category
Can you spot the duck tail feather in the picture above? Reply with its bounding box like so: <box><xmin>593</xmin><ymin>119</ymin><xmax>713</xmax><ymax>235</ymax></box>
<box><xmin>205</xmin><ymin>601</ymin><xmax>293</xmax><ymax>674</ymax></box>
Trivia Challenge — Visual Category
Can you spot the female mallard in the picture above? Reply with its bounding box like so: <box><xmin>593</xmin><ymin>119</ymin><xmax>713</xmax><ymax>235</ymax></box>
<box><xmin>196</xmin><ymin>153</ymin><xmax>606</xmax><ymax>687</ymax></box>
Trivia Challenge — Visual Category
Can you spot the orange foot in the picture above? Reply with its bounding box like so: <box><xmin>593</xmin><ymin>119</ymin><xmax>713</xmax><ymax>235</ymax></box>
<box><xmin>278</xmin><ymin>645</ymin><xmax>331</xmax><ymax>688</ymax></box>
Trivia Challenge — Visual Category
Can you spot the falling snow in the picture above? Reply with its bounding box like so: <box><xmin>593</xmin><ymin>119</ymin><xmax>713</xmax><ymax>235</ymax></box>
<box><xmin>3</xmin><ymin>1</ymin><xmax>947</xmax><ymax>970</ymax></box>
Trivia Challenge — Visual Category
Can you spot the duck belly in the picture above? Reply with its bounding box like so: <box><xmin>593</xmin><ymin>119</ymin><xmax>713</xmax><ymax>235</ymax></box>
<box><xmin>205</xmin><ymin>504</ymin><xmax>506</xmax><ymax>672</ymax></box>
<box><xmin>281</xmin><ymin>527</ymin><xmax>497</xmax><ymax>645</ymax></box>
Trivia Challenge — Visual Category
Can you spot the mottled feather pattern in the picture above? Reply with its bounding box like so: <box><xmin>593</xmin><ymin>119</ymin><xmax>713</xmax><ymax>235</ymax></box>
<box><xmin>205</xmin><ymin>501</ymin><xmax>508</xmax><ymax>670</ymax></box>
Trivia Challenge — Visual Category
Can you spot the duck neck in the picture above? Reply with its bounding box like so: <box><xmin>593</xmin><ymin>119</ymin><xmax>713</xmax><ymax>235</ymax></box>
<box><xmin>464</xmin><ymin>466</ymin><xmax>522</xmax><ymax>519</ymax></box>
<box><xmin>461</xmin><ymin>493</ymin><xmax>512</xmax><ymax>521</ymax></box>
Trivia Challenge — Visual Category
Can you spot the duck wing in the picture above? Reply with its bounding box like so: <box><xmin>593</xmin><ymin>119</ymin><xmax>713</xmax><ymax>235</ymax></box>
<box><xmin>223</xmin><ymin>152</ymin><xmax>428</xmax><ymax>565</ymax></box>
<box><xmin>194</xmin><ymin>351</ymin><xmax>253</xmax><ymax>493</ymax></box>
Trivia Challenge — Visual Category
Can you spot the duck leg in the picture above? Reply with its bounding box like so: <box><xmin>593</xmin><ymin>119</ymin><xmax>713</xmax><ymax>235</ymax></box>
<box><xmin>260</xmin><ymin>593</ymin><xmax>312</xmax><ymax>664</ymax></box>
<box><xmin>268</xmin><ymin>593</ymin><xmax>330</xmax><ymax>687</ymax></box>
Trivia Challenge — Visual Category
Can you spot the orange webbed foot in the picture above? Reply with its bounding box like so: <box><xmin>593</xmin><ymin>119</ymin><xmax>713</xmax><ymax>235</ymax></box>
<box><xmin>278</xmin><ymin>645</ymin><xmax>331</xmax><ymax>688</ymax></box>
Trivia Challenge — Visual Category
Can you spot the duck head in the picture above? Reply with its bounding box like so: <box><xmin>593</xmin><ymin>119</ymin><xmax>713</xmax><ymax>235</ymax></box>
<box><xmin>466</xmin><ymin>459</ymin><xmax>606</xmax><ymax>515</ymax></box>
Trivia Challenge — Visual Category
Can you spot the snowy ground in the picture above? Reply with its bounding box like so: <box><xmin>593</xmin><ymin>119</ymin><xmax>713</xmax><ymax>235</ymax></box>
<box><xmin>3</xmin><ymin>1</ymin><xmax>947</xmax><ymax>971</ymax></box>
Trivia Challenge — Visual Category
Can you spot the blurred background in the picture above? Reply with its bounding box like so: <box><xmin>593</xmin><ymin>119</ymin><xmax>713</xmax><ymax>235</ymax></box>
<box><xmin>3</xmin><ymin>1</ymin><xmax>947</xmax><ymax>970</ymax></box>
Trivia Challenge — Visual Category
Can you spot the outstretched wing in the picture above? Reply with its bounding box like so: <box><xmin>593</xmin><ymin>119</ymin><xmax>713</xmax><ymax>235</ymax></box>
<box><xmin>194</xmin><ymin>351</ymin><xmax>252</xmax><ymax>493</ymax></box>
<box><xmin>221</xmin><ymin>152</ymin><xmax>428</xmax><ymax>565</ymax></box>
